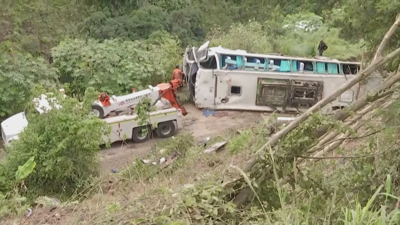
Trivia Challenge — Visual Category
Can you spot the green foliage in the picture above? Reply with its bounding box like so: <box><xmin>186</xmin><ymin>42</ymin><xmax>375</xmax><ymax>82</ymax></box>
<box><xmin>134</xmin><ymin>97</ymin><xmax>156</xmax><ymax>127</ymax></box>
<box><xmin>1</xmin><ymin>0</ymin><xmax>400</xmax><ymax>223</ymax></box>
<box><xmin>0</xmin><ymin>191</ymin><xmax>29</xmax><ymax>218</ymax></box>
<box><xmin>0</xmin><ymin>0</ymin><xmax>88</xmax><ymax>56</ymax></box>
<box><xmin>330</xmin><ymin>0</ymin><xmax>400</xmax><ymax>50</ymax></box>
<box><xmin>0</xmin><ymin>42</ymin><xmax>58</xmax><ymax>117</ymax></box>
<box><xmin>1</xmin><ymin>88</ymin><xmax>108</xmax><ymax>198</ymax></box>
<box><xmin>15</xmin><ymin>156</ymin><xmax>36</xmax><ymax>182</ymax></box>
<box><xmin>51</xmin><ymin>37</ymin><xmax>181</xmax><ymax>98</ymax></box>
<box><xmin>211</xmin><ymin>21</ymin><xmax>273</xmax><ymax>54</ymax></box>
<box><xmin>79</xmin><ymin>5</ymin><xmax>167</xmax><ymax>41</ymax></box>
<box><xmin>79</xmin><ymin>4</ymin><xmax>204</xmax><ymax>46</ymax></box>
<box><xmin>211</xmin><ymin>15</ymin><xmax>364</xmax><ymax>59</ymax></box>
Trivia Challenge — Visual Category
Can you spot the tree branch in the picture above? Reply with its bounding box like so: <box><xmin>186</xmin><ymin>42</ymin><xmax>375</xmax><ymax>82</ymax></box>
<box><xmin>295</xmin><ymin>154</ymin><xmax>380</xmax><ymax>160</ymax></box>
<box><xmin>316</xmin><ymin>128</ymin><xmax>384</xmax><ymax>152</ymax></box>
<box><xmin>373</xmin><ymin>14</ymin><xmax>400</xmax><ymax>61</ymax></box>
<box><xmin>309</xmin><ymin>98</ymin><xmax>393</xmax><ymax>162</ymax></box>
<box><xmin>313</xmin><ymin>72</ymin><xmax>400</xmax><ymax>138</ymax></box>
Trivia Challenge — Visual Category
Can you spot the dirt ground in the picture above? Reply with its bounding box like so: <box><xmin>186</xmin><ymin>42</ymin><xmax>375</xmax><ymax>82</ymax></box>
<box><xmin>99</xmin><ymin>104</ymin><xmax>263</xmax><ymax>174</ymax></box>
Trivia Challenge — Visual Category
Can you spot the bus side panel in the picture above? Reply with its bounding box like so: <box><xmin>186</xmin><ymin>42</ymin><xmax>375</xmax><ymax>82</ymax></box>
<box><xmin>211</xmin><ymin>71</ymin><xmax>369</xmax><ymax>113</ymax></box>
<box><xmin>195</xmin><ymin>69</ymin><xmax>216</xmax><ymax>108</ymax></box>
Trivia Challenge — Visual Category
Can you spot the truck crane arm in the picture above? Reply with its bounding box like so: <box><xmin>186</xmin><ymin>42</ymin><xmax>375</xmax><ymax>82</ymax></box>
<box><xmin>91</xmin><ymin>79</ymin><xmax>187</xmax><ymax>118</ymax></box>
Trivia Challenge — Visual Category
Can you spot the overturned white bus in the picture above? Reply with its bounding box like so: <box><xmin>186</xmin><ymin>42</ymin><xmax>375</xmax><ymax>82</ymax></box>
<box><xmin>182</xmin><ymin>41</ymin><xmax>382</xmax><ymax>114</ymax></box>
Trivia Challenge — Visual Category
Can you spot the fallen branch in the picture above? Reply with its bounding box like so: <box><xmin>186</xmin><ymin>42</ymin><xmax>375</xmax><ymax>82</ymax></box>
<box><xmin>311</xmin><ymin>121</ymin><xmax>364</xmax><ymax>161</ymax></box>
<box><xmin>373</xmin><ymin>13</ymin><xmax>400</xmax><ymax>61</ymax></box>
<box><xmin>160</xmin><ymin>151</ymin><xmax>180</xmax><ymax>170</ymax></box>
<box><xmin>313</xmin><ymin>72</ymin><xmax>400</xmax><ymax>138</ymax></box>
<box><xmin>309</xmin><ymin>98</ymin><xmax>394</xmax><ymax>162</ymax></box>
<box><xmin>308</xmin><ymin>97</ymin><xmax>389</xmax><ymax>153</ymax></box>
<box><xmin>295</xmin><ymin>154</ymin><xmax>381</xmax><ymax>160</ymax></box>
<box><xmin>322</xmin><ymin>128</ymin><xmax>384</xmax><ymax>146</ymax></box>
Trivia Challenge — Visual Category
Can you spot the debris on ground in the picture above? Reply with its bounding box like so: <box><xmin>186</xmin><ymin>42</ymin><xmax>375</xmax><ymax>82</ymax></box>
<box><xmin>204</xmin><ymin>141</ymin><xmax>227</xmax><ymax>153</ymax></box>
<box><xmin>198</xmin><ymin>137</ymin><xmax>210</xmax><ymax>147</ymax></box>
<box><xmin>202</xmin><ymin>109</ymin><xmax>215</xmax><ymax>117</ymax></box>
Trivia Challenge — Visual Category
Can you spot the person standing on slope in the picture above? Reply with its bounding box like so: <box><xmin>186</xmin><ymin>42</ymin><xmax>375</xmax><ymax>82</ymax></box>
<box><xmin>172</xmin><ymin>64</ymin><xmax>184</xmax><ymax>87</ymax></box>
<box><xmin>318</xmin><ymin>40</ymin><xmax>328</xmax><ymax>56</ymax></box>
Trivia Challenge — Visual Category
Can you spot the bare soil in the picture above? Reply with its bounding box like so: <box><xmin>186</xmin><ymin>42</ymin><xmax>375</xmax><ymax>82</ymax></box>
<box><xmin>99</xmin><ymin>104</ymin><xmax>262</xmax><ymax>174</ymax></box>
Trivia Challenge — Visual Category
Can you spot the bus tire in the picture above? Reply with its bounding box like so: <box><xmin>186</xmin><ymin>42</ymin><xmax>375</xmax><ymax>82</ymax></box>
<box><xmin>155</xmin><ymin>121</ymin><xmax>176</xmax><ymax>138</ymax></box>
<box><xmin>132</xmin><ymin>126</ymin><xmax>150</xmax><ymax>143</ymax></box>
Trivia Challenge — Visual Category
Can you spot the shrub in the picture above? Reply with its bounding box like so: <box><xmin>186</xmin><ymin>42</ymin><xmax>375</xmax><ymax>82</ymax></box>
<box><xmin>1</xmin><ymin>87</ymin><xmax>107</xmax><ymax>199</ymax></box>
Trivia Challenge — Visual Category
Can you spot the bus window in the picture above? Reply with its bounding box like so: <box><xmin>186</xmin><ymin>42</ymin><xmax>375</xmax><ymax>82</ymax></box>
<box><xmin>230</xmin><ymin>86</ymin><xmax>242</xmax><ymax>95</ymax></box>
<box><xmin>268</xmin><ymin>59</ymin><xmax>280</xmax><ymax>71</ymax></box>
<box><xmin>327</xmin><ymin>63</ymin><xmax>339</xmax><ymax>74</ymax></box>
<box><xmin>200</xmin><ymin>55</ymin><xmax>217</xmax><ymax>69</ymax></box>
<box><xmin>280</xmin><ymin>60</ymin><xmax>291</xmax><ymax>72</ymax></box>
<box><xmin>221</xmin><ymin>55</ymin><xmax>243</xmax><ymax>69</ymax></box>
<box><xmin>342</xmin><ymin>63</ymin><xmax>360</xmax><ymax>75</ymax></box>
<box><xmin>244</xmin><ymin>57</ymin><xmax>266</xmax><ymax>70</ymax></box>
<box><xmin>316</xmin><ymin>62</ymin><xmax>326</xmax><ymax>74</ymax></box>
<box><xmin>268</xmin><ymin>59</ymin><xmax>291</xmax><ymax>72</ymax></box>
<box><xmin>293</xmin><ymin>61</ymin><xmax>314</xmax><ymax>73</ymax></box>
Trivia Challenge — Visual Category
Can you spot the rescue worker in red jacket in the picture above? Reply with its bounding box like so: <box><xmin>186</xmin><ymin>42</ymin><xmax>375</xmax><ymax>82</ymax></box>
<box><xmin>172</xmin><ymin>64</ymin><xmax>184</xmax><ymax>86</ymax></box>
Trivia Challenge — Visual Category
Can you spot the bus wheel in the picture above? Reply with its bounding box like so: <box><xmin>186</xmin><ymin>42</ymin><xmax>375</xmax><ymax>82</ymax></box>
<box><xmin>155</xmin><ymin>121</ymin><xmax>176</xmax><ymax>138</ymax></box>
<box><xmin>132</xmin><ymin>126</ymin><xmax>150</xmax><ymax>143</ymax></box>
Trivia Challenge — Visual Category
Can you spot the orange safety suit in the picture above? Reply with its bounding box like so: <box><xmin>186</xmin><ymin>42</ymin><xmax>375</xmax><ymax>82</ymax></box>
<box><xmin>172</xmin><ymin>68</ymin><xmax>184</xmax><ymax>85</ymax></box>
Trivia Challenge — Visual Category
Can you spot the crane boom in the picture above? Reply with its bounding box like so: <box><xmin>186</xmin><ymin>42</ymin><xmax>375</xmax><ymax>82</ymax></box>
<box><xmin>91</xmin><ymin>79</ymin><xmax>187</xmax><ymax>118</ymax></box>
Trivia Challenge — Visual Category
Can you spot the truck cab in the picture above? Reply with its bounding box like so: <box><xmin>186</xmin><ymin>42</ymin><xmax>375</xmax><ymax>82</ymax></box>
<box><xmin>1</xmin><ymin>93</ymin><xmax>62</xmax><ymax>146</ymax></box>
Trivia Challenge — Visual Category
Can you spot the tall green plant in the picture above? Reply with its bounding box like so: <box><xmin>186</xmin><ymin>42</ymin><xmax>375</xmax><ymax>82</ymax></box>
<box><xmin>1</xmin><ymin>87</ymin><xmax>108</xmax><ymax>198</ymax></box>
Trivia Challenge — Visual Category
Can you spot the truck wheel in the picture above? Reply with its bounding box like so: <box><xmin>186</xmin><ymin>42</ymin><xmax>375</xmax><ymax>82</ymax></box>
<box><xmin>132</xmin><ymin>126</ymin><xmax>150</xmax><ymax>143</ymax></box>
<box><xmin>155</xmin><ymin>121</ymin><xmax>176</xmax><ymax>138</ymax></box>
<box><xmin>91</xmin><ymin>105</ymin><xmax>105</xmax><ymax>118</ymax></box>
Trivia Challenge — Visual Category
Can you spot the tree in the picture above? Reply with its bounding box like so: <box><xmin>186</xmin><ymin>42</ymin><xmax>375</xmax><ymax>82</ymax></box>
<box><xmin>1</xmin><ymin>87</ymin><xmax>107</xmax><ymax>198</ymax></box>
<box><xmin>51</xmin><ymin>36</ymin><xmax>181</xmax><ymax>98</ymax></box>
<box><xmin>327</xmin><ymin>0</ymin><xmax>400</xmax><ymax>52</ymax></box>
<box><xmin>0</xmin><ymin>42</ymin><xmax>58</xmax><ymax>118</ymax></box>
<box><xmin>0</xmin><ymin>0</ymin><xmax>88</xmax><ymax>57</ymax></box>
<box><xmin>165</xmin><ymin>7</ymin><xmax>205</xmax><ymax>46</ymax></box>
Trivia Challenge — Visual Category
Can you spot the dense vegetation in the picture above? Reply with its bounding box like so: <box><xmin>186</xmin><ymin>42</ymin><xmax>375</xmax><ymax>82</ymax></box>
<box><xmin>1</xmin><ymin>0</ymin><xmax>399</xmax><ymax>118</ymax></box>
<box><xmin>0</xmin><ymin>0</ymin><xmax>399</xmax><ymax>224</ymax></box>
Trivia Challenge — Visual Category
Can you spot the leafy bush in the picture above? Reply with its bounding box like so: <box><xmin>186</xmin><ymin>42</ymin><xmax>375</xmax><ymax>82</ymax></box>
<box><xmin>0</xmin><ymin>42</ymin><xmax>59</xmax><ymax>118</ymax></box>
<box><xmin>1</xmin><ymin>87</ymin><xmax>107</xmax><ymax>198</ymax></box>
<box><xmin>52</xmin><ymin>36</ymin><xmax>181</xmax><ymax>98</ymax></box>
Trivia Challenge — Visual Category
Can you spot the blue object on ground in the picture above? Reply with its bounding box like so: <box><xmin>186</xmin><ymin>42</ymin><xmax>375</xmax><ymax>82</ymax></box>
<box><xmin>202</xmin><ymin>109</ymin><xmax>215</xmax><ymax>117</ymax></box>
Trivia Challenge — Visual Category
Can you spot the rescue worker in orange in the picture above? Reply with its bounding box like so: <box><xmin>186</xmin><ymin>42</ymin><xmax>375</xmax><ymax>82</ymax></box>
<box><xmin>172</xmin><ymin>64</ymin><xmax>184</xmax><ymax>86</ymax></box>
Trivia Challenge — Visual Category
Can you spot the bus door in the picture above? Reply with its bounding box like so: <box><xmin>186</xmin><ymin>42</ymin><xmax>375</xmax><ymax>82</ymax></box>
<box><xmin>214</xmin><ymin>70</ymin><xmax>230</xmax><ymax>105</ymax></box>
